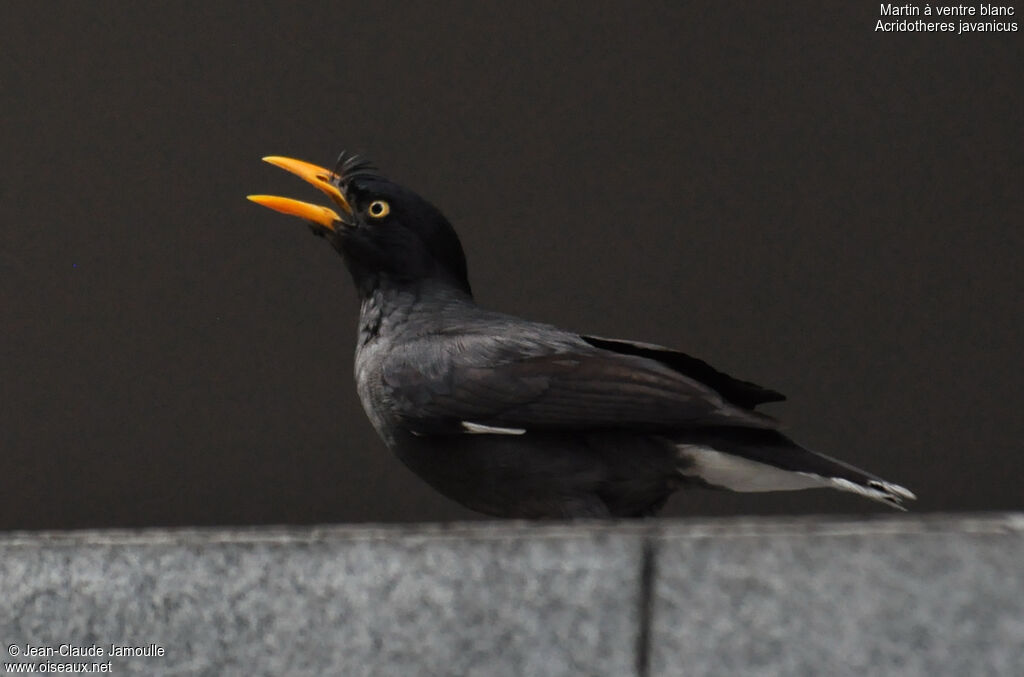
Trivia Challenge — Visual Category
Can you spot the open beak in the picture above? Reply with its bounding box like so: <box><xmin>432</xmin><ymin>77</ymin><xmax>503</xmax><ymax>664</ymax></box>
<box><xmin>247</xmin><ymin>156</ymin><xmax>354</xmax><ymax>231</ymax></box>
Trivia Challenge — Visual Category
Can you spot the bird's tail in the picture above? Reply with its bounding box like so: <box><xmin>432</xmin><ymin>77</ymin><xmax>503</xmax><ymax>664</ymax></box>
<box><xmin>674</xmin><ymin>428</ymin><xmax>916</xmax><ymax>510</ymax></box>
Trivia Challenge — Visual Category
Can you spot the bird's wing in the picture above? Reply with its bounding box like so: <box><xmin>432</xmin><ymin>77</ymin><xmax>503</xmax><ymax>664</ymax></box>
<box><xmin>380</xmin><ymin>334</ymin><xmax>777</xmax><ymax>435</ymax></box>
<box><xmin>579</xmin><ymin>335</ymin><xmax>786</xmax><ymax>409</ymax></box>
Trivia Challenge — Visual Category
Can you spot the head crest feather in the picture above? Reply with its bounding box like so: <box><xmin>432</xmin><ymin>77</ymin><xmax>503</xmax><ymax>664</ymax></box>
<box><xmin>331</xmin><ymin>150</ymin><xmax>379</xmax><ymax>187</ymax></box>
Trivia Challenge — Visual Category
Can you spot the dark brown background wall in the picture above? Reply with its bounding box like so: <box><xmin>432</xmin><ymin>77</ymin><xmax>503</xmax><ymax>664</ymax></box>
<box><xmin>2</xmin><ymin>2</ymin><xmax>1021</xmax><ymax>529</ymax></box>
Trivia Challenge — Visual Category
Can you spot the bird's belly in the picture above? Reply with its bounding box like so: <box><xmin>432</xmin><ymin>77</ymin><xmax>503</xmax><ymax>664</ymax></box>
<box><xmin>387</xmin><ymin>430</ymin><xmax>679</xmax><ymax>518</ymax></box>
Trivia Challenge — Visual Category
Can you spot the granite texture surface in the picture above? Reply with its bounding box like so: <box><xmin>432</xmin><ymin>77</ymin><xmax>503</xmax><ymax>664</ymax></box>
<box><xmin>1</xmin><ymin>515</ymin><xmax>1022</xmax><ymax>676</ymax></box>
<box><xmin>649</xmin><ymin>516</ymin><xmax>1024</xmax><ymax>677</ymax></box>
<box><xmin>1</xmin><ymin>525</ymin><xmax>644</xmax><ymax>676</ymax></box>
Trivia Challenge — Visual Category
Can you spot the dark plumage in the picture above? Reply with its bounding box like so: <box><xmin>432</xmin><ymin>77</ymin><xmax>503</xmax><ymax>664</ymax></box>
<box><xmin>248</xmin><ymin>154</ymin><xmax>915</xmax><ymax>518</ymax></box>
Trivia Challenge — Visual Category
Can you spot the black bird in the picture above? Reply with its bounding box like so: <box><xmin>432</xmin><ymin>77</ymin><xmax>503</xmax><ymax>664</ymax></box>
<box><xmin>248</xmin><ymin>154</ymin><xmax>915</xmax><ymax>518</ymax></box>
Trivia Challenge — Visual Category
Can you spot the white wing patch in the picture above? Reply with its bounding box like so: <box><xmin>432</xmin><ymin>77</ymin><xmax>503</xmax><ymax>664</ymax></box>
<box><xmin>461</xmin><ymin>421</ymin><xmax>527</xmax><ymax>435</ymax></box>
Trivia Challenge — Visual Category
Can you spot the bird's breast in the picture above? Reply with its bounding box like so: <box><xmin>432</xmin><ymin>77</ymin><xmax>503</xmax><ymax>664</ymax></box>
<box><xmin>353</xmin><ymin>339</ymin><xmax>394</xmax><ymax>441</ymax></box>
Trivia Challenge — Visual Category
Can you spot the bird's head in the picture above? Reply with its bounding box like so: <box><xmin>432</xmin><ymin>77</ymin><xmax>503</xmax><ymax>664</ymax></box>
<box><xmin>249</xmin><ymin>153</ymin><xmax>471</xmax><ymax>299</ymax></box>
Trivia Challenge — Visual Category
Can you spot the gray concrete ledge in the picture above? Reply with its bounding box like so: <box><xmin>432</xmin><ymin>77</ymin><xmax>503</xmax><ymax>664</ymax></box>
<box><xmin>2</xmin><ymin>514</ymin><xmax>1022</xmax><ymax>676</ymax></box>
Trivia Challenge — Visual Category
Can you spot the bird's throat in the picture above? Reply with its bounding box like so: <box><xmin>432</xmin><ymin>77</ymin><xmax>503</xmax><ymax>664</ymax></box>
<box><xmin>356</xmin><ymin>281</ymin><xmax>475</xmax><ymax>348</ymax></box>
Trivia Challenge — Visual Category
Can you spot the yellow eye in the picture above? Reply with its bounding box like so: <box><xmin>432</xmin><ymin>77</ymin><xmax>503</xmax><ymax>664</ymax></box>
<box><xmin>367</xmin><ymin>200</ymin><xmax>390</xmax><ymax>219</ymax></box>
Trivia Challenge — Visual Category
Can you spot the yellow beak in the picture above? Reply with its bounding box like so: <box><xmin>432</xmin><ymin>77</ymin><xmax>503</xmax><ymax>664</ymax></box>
<box><xmin>246</xmin><ymin>195</ymin><xmax>343</xmax><ymax>230</ymax></box>
<box><xmin>247</xmin><ymin>155</ymin><xmax>354</xmax><ymax>230</ymax></box>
